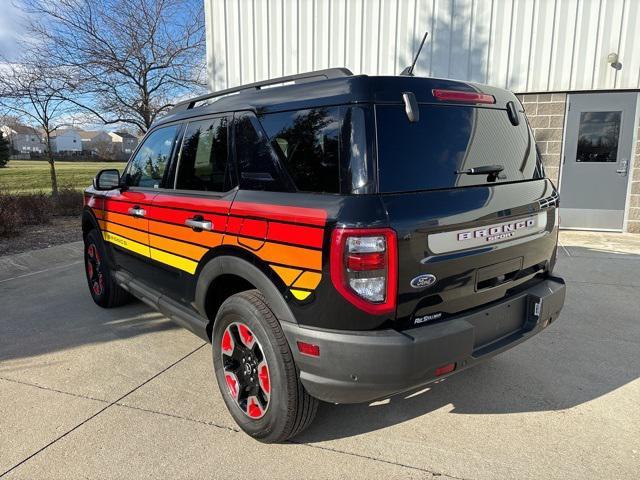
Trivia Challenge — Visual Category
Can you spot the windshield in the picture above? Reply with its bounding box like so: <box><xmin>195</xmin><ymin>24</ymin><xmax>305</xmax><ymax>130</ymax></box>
<box><xmin>376</xmin><ymin>104</ymin><xmax>544</xmax><ymax>193</ymax></box>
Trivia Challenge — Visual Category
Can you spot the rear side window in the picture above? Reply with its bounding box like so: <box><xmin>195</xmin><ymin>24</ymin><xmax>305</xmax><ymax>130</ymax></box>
<box><xmin>376</xmin><ymin>104</ymin><xmax>543</xmax><ymax>193</ymax></box>
<box><xmin>234</xmin><ymin>113</ymin><xmax>292</xmax><ymax>192</ymax></box>
<box><xmin>176</xmin><ymin>117</ymin><xmax>233</xmax><ymax>192</ymax></box>
<box><xmin>260</xmin><ymin>107</ymin><xmax>341</xmax><ymax>193</ymax></box>
<box><xmin>125</xmin><ymin>125</ymin><xmax>179</xmax><ymax>188</ymax></box>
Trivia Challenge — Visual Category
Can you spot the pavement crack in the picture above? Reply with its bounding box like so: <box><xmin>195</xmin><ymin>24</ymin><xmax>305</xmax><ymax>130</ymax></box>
<box><xmin>0</xmin><ymin>261</ymin><xmax>83</xmax><ymax>284</ymax></box>
<box><xmin>0</xmin><ymin>343</ymin><xmax>206</xmax><ymax>478</ymax></box>
<box><xmin>287</xmin><ymin>440</ymin><xmax>472</xmax><ymax>480</ymax></box>
<box><xmin>0</xmin><ymin>376</ymin><xmax>109</xmax><ymax>404</ymax></box>
<box><xmin>112</xmin><ymin>399</ymin><xmax>471</xmax><ymax>480</ymax></box>
<box><xmin>113</xmin><ymin>402</ymin><xmax>241</xmax><ymax>433</ymax></box>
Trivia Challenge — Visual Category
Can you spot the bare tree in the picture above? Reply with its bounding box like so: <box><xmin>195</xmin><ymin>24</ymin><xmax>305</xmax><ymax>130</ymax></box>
<box><xmin>22</xmin><ymin>0</ymin><xmax>207</xmax><ymax>134</ymax></box>
<box><xmin>0</xmin><ymin>63</ymin><xmax>79</xmax><ymax>195</ymax></box>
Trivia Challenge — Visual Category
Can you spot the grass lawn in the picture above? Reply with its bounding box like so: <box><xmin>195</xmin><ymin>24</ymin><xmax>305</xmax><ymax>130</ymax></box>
<box><xmin>0</xmin><ymin>160</ymin><xmax>127</xmax><ymax>193</ymax></box>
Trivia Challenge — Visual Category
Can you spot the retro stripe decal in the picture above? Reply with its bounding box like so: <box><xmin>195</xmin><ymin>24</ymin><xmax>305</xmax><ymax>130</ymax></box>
<box><xmin>94</xmin><ymin>197</ymin><xmax>327</xmax><ymax>301</ymax></box>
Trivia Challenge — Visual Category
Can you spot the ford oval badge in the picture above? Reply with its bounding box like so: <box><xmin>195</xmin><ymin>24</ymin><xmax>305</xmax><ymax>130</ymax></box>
<box><xmin>410</xmin><ymin>274</ymin><xmax>437</xmax><ymax>289</ymax></box>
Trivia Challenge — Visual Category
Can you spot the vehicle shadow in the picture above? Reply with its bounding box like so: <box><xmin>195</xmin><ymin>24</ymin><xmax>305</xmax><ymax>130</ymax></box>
<box><xmin>0</xmin><ymin>262</ymin><xmax>177</xmax><ymax>363</ymax></box>
<box><xmin>297</xmin><ymin>245</ymin><xmax>640</xmax><ymax>442</ymax></box>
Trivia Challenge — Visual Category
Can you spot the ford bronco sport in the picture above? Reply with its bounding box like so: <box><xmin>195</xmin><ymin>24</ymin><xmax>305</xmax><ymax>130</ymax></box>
<box><xmin>83</xmin><ymin>68</ymin><xmax>566</xmax><ymax>442</ymax></box>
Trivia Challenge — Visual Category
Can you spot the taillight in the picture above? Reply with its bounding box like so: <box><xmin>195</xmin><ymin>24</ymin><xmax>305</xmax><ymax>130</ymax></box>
<box><xmin>330</xmin><ymin>228</ymin><xmax>397</xmax><ymax>316</ymax></box>
<box><xmin>432</xmin><ymin>89</ymin><xmax>496</xmax><ymax>104</ymax></box>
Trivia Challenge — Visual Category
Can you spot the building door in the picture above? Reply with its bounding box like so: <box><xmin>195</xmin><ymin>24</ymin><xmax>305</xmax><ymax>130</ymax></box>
<box><xmin>560</xmin><ymin>92</ymin><xmax>637</xmax><ymax>231</ymax></box>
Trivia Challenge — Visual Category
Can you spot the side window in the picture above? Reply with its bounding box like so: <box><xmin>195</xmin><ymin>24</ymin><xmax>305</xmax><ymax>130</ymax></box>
<box><xmin>260</xmin><ymin>107</ymin><xmax>341</xmax><ymax>193</ymax></box>
<box><xmin>234</xmin><ymin>113</ymin><xmax>292</xmax><ymax>192</ymax></box>
<box><xmin>125</xmin><ymin>125</ymin><xmax>179</xmax><ymax>188</ymax></box>
<box><xmin>176</xmin><ymin>117</ymin><xmax>233</xmax><ymax>191</ymax></box>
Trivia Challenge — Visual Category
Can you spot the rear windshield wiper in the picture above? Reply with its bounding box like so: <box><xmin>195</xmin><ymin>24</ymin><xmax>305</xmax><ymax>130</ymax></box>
<box><xmin>455</xmin><ymin>165</ymin><xmax>504</xmax><ymax>175</ymax></box>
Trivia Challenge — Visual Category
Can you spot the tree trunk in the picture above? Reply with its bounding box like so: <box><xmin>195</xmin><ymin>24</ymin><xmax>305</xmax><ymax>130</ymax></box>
<box><xmin>45</xmin><ymin>132</ymin><xmax>58</xmax><ymax>196</ymax></box>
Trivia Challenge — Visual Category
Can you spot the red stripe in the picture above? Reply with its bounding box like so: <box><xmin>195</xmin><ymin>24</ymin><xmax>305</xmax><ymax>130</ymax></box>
<box><xmin>230</xmin><ymin>202</ymin><xmax>327</xmax><ymax>227</ymax></box>
<box><xmin>267</xmin><ymin>222</ymin><xmax>324</xmax><ymax>249</ymax></box>
<box><xmin>145</xmin><ymin>206</ymin><xmax>228</xmax><ymax>233</ymax></box>
<box><xmin>104</xmin><ymin>199</ymin><xmax>135</xmax><ymax>215</ymax></box>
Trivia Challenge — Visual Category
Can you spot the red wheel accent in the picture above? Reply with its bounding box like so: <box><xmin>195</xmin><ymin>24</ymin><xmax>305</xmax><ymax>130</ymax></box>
<box><xmin>220</xmin><ymin>322</ymin><xmax>269</xmax><ymax>420</ymax></box>
<box><xmin>225</xmin><ymin>372</ymin><xmax>239</xmax><ymax>400</ymax></box>
<box><xmin>86</xmin><ymin>261</ymin><xmax>94</xmax><ymax>278</ymax></box>
<box><xmin>258</xmin><ymin>361</ymin><xmax>270</xmax><ymax>395</ymax></box>
<box><xmin>237</xmin><ymin>323</ymin><xmax>255</xmax><ymax>348</ymax></box>
<box><xmin>221</xmin><ymin>329</ymin><xmax>234</xmax><ymax>355</ymax></box>
<box><xmin>247</xmin><ymin>396</ymin><xmax>264</xmax><ymax>419</ymax></box>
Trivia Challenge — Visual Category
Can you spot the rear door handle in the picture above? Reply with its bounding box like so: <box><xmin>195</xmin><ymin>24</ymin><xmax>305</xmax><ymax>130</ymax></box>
<box><xmin>128</xmin><ymin>206</ymin><xmax>146</xmax><ymax>217</ymax></box>
<box><xmin>185</xmin><ymin>217</ymin><xmax>213</xmax><ymax>231</ymax></box>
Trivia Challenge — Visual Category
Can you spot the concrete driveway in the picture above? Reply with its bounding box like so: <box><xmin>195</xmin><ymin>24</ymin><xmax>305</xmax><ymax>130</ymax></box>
<box><xmin>1</xmin><ymin>232</ymin><xmax>639</xmax><ymax>479</ymax></box>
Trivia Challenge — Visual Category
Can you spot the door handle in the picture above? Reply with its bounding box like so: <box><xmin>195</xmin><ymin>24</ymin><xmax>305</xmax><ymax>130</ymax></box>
<box><xmin>185</xmin><ymin>217</ymin><xmax>213</xmax><ymax>232</ymax></box>
<box><xmin>128</xmin><ymin>206</ymin><xmax>146</xmax><ymax>217</ymax></box>
<box><xmin>616</xmin><ymin>160</ymin><xmax>628</xmax><ymax>176</ymax></box>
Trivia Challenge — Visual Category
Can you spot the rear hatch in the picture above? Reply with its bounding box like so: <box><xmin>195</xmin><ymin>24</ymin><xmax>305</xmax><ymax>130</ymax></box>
<box><xmin>375</xmin><ymin>82</ymin><xmax>559</xmax><ymax>327</ymax></box>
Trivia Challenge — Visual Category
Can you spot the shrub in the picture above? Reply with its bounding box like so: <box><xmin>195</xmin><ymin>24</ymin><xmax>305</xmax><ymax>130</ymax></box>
<box><xmin>0</xmin><ymin>193</ymin><xmax>21</xmax><ymax>237</ymax></box>
<box><xmin>54</xmin><ymin>186</ymin><xmax>84</xmax><ymax>216</ymax></box>
<box><xmin>0</xmin><ymin>191</ymin><xmax>52</xmax><ymax>237</ymax></box>
<box><xmin>18</xmin><ymin>191</ymin><xmax>53</xmax><ymax>225</ymax></box>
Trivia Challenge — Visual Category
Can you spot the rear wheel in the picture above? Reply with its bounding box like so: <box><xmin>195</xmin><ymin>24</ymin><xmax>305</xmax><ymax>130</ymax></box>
<box><xmin>84</xmin><ymin>229</ymin><xmax>131</xmax><ymax>308</ymax></box>
<box><xmin>212</xmin><ymin>290</ymin><xmax>318</xmax><ymax>443</ymax></box>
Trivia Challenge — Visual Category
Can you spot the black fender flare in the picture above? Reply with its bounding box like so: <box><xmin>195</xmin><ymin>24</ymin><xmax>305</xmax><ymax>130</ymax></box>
<box><xmin>81</xmin><ymin>206</ymin><xmax>100</xmax><ymax>237</ymax></box>
<box><xmin>194</xmin><ymin>255</ymin><xmax>297</xmax><ymax>325</ymax></box>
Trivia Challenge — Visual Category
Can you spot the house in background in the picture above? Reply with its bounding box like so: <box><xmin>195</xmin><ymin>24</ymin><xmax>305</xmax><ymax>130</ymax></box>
<box><xmin>50</xmin><ymin>129</ymin><xmax>82</xmax><ymax>153</ymax></box>
<box><xmin>79</xmin><ymin>130</ymin><xmax>114</xmax><ymax>157</ymax></box>
<box><xmin>0</xmin><ymin>125</ymin><xmax>45</xmax><ymax>154</ymax></box>
<box><xmin>109</xmin><ymin>131</ymin><xmax>139</xmax><ymax>159</ymax></box>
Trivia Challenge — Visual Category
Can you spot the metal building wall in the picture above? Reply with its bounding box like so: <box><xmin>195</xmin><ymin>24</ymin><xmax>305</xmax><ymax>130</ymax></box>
<box><xmin>204</xmin><ymin>0</ymin><xmax>640</xmax><ymax>93</ymax></box>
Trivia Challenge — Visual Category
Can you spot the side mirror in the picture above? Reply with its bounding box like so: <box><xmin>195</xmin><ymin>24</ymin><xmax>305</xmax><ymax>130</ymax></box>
<box><xmin>93</xmin><ymin>169</ymin><xmax>121</xmax><ymax>191</ymax></box>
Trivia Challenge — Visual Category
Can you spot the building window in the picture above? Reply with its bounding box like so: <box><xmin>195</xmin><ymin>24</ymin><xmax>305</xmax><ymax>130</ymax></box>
<box><xmin>576</xmin><ymin>111</ymin><xmax>621</xmax><ymax>163</ymax></box>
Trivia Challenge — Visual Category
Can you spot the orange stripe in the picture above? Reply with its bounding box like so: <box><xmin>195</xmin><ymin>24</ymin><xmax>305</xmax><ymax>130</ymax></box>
<box><xmin>148</xmin><ymin>219</ymin><xmax>224</xmax><ymax>248</ymax></box>
<box><xmin>270</xmin><ymin>265</ymin><xmax>303</xmax><ymax>286</ymax></box>
<box><xmin>103</xmin><ymin>210</ymin><xmax>148</xmax><ymax>231</ymax></box>
<box><xmin>255</xmin><ymin>240</ymin><xmax>322</xmax><ymax>271</ymax></box>
<box><xmin>293</xmin><ymin>271</ymin><xmax>322</xmax><ymax>290</ymax></box>
<box><xmin>148</xmin><ymin>233</ymin><xmax>208</xmax><ymax>261</ymax></box>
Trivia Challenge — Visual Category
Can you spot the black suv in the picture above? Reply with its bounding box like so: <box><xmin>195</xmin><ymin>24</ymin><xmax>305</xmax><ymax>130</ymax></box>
<box><xmin>83</xmin><ymin>68</ymin><xmax>566</xmax><ymax>442</ymax></box>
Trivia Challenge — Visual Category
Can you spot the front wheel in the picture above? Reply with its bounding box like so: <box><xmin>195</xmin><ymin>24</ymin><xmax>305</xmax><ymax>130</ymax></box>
<box><xmin>212</xmin><ymin>290</ymin><xmax>318</xmax><ymax>443</ymax></box>
<box><xmin>84</xmin><ymin>229</ymin><xmax>131</xmax><ymax>308</ymax></box>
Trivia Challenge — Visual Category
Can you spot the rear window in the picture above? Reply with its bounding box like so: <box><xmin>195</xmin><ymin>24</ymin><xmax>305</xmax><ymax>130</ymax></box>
<box><xmin>376</xmin><ymin>104</ymin><xmax>544</xmax><ymax>193</ymax></box>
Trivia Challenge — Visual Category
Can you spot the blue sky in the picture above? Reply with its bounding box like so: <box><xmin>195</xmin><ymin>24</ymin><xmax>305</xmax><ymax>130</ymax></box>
<box><xmin>0</xmin><ymin>2</ymin><xmax>26</xmax><ymax>60</ymax></box>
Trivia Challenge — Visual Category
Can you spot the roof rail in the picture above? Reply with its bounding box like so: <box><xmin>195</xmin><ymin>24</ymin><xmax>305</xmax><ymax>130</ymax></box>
<box><xmin>168</xmin><ymin>68</ymin><xmax>353</xmax><ymax>115</ymax></box>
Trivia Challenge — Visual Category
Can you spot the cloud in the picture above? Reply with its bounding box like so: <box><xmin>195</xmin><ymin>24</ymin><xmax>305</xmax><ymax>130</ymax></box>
<box><xmin>0</xmin><ymin>2</ymin><xmax>28</xmax><ymax>60</ymax></box>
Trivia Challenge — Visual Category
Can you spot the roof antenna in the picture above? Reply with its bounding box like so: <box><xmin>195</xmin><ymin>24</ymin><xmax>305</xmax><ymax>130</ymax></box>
<box><xmin>400</xmin><ymin>31</ymin><xmax>429</xmax><ymax>76</ymax></box>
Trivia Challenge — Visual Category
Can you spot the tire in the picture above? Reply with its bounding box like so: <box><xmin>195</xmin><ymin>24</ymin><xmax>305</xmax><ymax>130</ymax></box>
<box><xmin>84</xmin><ymin>229</ymin><xmax>131</xmax><ymax>308</ymax></box>
<box><xmin>212</xmin><ymin>289</ymin><xmax>318</xmax><ymax>443</ymax></box>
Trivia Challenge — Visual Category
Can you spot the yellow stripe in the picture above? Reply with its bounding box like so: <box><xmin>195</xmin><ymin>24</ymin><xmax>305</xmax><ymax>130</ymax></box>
<box><xmin>149</xmin><ymin>247</ymin><xmax>198</xmax><ymax>274</ymax></box>
<box><xmin>102</xmin><ymin>231</ymin><xmax>150</xmax><ymax>258</ymax></box>
<box><xmin>290</xmin><ymin>289</ymin><xmax>311</xmax><ymax>301</ymax></box>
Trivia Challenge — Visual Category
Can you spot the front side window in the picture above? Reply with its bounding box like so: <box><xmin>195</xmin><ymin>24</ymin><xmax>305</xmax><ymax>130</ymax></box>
<box><xmin>260</xmin><ymin>107</ymin><xmax>341</xmax><ymax>193</ymax></box>
<box><xmin>125</xmin><ymin>125</ymin><xmax>179</xmax><ymax>188</ymax></box>
<box><xmin>176</xmin><ymin>117</ymin><xmax>232</xmax><ymax>191</ymax></box>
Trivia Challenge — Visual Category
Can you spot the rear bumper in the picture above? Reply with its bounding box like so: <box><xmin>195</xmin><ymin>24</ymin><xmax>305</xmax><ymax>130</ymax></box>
<box><xmin>282</xmin><ymin>277</ymin><xmax>566</xmax><ymax>404</ymax></box>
